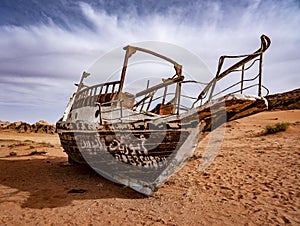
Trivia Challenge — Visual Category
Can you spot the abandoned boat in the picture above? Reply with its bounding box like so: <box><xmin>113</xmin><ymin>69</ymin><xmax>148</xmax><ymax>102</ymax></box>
<box><xmin>56</xmin><ymin>35</ymin><xmax>271</xmax><ymax>195</ymax></box>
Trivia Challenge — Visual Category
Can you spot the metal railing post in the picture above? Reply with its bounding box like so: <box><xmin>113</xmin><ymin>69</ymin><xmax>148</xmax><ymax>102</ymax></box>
<box><xmin>258</xmin><ymin>53</ymin><xmax>263</xmax><ymax>97</ymax></box>
<box><xmin>208</xmin><ymin>78</ymin><xmax>217</xmax><ymax>102</ymax></box>
<box><xmin>241</xmin><ymin>64</ymin><xmax>245</xmax><ymax>94</ymax></box>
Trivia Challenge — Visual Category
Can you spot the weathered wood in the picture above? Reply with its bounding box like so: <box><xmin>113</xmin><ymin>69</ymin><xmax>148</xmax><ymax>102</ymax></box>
<box><xmin>57</xmin><ymin>35</ymin><xmax>271</xmax><ymax>196</ymax></box>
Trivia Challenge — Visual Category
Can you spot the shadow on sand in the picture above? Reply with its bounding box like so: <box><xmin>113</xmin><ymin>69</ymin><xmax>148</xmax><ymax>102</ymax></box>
<box><xmin>0</xmin><ymin>157</ymin><xmax>144</xmax><ymax>209</ymax></box>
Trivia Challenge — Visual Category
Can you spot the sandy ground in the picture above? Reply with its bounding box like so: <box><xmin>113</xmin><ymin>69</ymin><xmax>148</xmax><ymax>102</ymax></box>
<box><xmin>0</xmin><ymin>110</ymin><xmax>299</xmax><ymax>225</ymax></box>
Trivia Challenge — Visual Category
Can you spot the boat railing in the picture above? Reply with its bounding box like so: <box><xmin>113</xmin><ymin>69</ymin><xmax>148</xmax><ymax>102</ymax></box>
<box><xmin>72</xmin><ymin>80</ymin><xmax>121</xmax><ymax>109</ymax></box>
<box><xmin>97</xmin><ymin>90</ymin><xmax>197</xmax><ymax>122</ymax></box>
<box><xmin>72</xmin><ymin>35</ymin><xmax>271</xmax><ymax>123</ymax></box>
<box><xmin>131</xmin><ymin>76</ymin><xmax>184</xmax><ymax>115</ymax></box>
<box><xmin>93</xmin><ymin>77</ymin><xmax>187</xmax><ymax>123</ymax></box>
<box><xmin>133</xmin><ymin>92</ymin><xmax>197</xmax><ymax>113</ymax></box>
<box><xmin>193</xmin><ymin>35</ymin><xmax>271</xmax><ymax>107</ymax></box>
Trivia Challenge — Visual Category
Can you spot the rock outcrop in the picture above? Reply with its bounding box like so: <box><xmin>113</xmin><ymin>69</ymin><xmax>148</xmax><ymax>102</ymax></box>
<box><xmin>266</xmin><ymin>88</ymin><xmax>300</xmax><ymax>110</ymax></box>
<box><xmin>31</xmin><ymin>120</ymin><xmax>56</xmax><ymax>134</ymax></box>
<box><xmin>0</xmin><ymin>121</ymin><xmax>10</xmax><ymax>128</ymax></box>
<box><xmin>0</xmin><ymin>120</ymin><xmax>56</xmax><ymax>134</ymax></box>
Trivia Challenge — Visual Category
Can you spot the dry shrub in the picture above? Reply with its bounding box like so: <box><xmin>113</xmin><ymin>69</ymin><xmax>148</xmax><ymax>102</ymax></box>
<box><xmin>265</xmin><ymin>122</ymin><xmax>290</xmax><ymax>134</ymax></box>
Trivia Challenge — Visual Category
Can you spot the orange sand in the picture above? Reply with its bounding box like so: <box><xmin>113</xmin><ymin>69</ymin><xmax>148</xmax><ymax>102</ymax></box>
<box><xmin>0</xmin><ymin>110</ymin><xmax>299</xmax><ymax>225</ymax></box>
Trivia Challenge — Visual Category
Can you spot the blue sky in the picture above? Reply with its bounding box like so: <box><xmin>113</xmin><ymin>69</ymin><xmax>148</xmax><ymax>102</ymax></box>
<box><xmin>0</xmin><ymin>0</ymin><xmax>299</xmax><ymax>123</ymax></box>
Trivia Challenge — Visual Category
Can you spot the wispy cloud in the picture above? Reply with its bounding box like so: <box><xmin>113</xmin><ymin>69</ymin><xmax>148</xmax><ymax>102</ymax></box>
<box><xmin>0</xmin><ymin>0</ymin><xmax>299</xmax><ymax>123</ymax></box>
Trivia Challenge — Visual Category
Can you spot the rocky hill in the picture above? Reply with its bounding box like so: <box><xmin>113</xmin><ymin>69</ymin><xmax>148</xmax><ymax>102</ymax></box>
<box><xmin>0</xmin><ymin>120</ymin><xmax>56</xmax><ymax>134</ymax></box>
<box><xmin>266</xmin><ymin>88</ymin><xmax>300</xmax><ymax>110</ymax></box>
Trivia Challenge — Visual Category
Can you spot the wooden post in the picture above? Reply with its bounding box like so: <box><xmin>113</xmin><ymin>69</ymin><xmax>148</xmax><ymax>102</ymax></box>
<box><xmin>141</xmin><ymin>80</ymin><xmax>150</xmax><ymax>111</ymax></box>
<box><xmin>146</xmin><ymin>92</ymin><xmax>154</xmax><ymax>112</ymax></box>
<box><xmin>76</xmin><ymin>71</ymin><xmax>90</xmax><ymax>93</ymax></box>
<box><xmin>177</xmin><ymin>83</ymin><xmax>181</xmax><ymax>115</ymax></box>
<box><xmin>162</xmin><ymin>86</ymin><xmax>168</xmax><ymax>105</ymax></box>
<box><xmin>118</xmin><ymin>47</ymin><xmax>136</xmax><ymax>96</ymax></box>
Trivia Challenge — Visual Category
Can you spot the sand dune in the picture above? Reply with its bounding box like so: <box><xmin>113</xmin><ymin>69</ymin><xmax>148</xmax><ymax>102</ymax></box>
<box><xmin>0</xmin><ymin>110</ymin><xmax>299</xmax><ymax>225</ymax></box>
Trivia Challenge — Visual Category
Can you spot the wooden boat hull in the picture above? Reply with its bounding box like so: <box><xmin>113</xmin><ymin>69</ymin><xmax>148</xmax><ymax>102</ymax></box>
<box><xmin>57</xmin><ymin>120</ymin><xmax>199</xmax><ymax>195</ymax></box>
<box><xmin>57</xmin><ymin>94</ymin><xmax>267</xmax><ymax>195</ymax></box>
<box><xmin>57</xmin><ymin>36</ymin><xmax>271</xmax><ymax>195</ymax></box>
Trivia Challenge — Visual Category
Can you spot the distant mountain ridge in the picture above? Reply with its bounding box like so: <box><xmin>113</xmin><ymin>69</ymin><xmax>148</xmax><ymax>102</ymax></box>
<box><xmin>0</xmin><ymin>120</ymin><xmax>56</xmax><ymax>134</ymax></box>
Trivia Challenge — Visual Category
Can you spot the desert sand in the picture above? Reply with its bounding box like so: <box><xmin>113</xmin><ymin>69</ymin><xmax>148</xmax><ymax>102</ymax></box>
<box><xmin>0</xmin><ymin>110</ymin><xmax>299</xmax><ymax>225</ymax></box>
